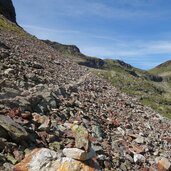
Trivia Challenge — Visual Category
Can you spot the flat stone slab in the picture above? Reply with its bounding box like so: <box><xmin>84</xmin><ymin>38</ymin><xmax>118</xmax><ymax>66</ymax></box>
<box><xmin>0</xmin><ymin>115</ymin><xmax>28</xmax><ymax>141</ymax></box>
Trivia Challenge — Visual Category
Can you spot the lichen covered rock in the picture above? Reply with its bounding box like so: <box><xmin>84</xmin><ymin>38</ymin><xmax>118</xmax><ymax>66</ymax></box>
<box><xmin>14</xmin><ymin>148</ymin><xmax>100</xmax><ymax>171</ymax></box>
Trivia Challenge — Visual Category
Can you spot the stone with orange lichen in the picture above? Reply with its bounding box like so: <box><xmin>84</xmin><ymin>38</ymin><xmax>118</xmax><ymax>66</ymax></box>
<box><xmin>54</xmin><ymin>156</ymin><xmax>101</xmax><ymax>171</ymax></box>
<box><xmin>56</xmin><ymin>158</ymin><xmax>98</xmax><ymax>171</ymax></box>
<box><xmin>14</xmin><ymin>148</ymin><xmax>100</xmax><ymax>171</ymax></box>
<box><xmin>13</xmin><ymin>148</ymin><xmax>58</xmax><ymax>171</ymax></box>
<box><xmin>157</xmin><ymin>157</ymin><xmax>171</xmax><ymax>171</ymax></box>
<box><xmin>13</xmin><ymin>149</ymin><xmax>39</xmax><ymax>171</ymax></box>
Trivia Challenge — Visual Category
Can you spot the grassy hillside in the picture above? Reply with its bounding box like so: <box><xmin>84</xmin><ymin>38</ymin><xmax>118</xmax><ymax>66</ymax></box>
<box><xmin>95</xmin><ymin>65</ymin><xmax>171</xmax><ymax>118</ymax></box>
<box><xmin>93</xmin><ymin>68</ymin><xmax>171</xmax><ymax>118</ymax></box>
<box><xmin>148</xmin><ymin>60</ymin><xmax>171</xmax><ymax>118</ymax></box>
<box><xmin>0</xmin><ymin>15</ymin><xmax>20</xmax><ymax>32</ymax></box>
<box><xmin>0</xmin><ymin>15</ymin><xmax>34</xmax><ymax>38</ymax></box>
<box><xmin>149</xmin><ymin>60</ymin><xmax>171</xmax><ymax>77</ymax></box>
<box><xmin>44</xmin><ymin>40</ymin><xmax>171</xmax><ymax>119</ymax></box>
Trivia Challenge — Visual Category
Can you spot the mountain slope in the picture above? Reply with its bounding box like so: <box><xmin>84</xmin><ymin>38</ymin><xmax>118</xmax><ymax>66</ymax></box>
<box><xmin>0</xmin><ymin>4</ymin><xmax>171</xmax><ymax>171</ymax></box>
<box><xmin>44</xmin><ymin>40</ymin><xmax>171</xmax><ymax>118</ymax></box>
<box><xmin>44</xmin><ymin>40</ymin><xmax>163</xmax><ymax>81</ymax></box>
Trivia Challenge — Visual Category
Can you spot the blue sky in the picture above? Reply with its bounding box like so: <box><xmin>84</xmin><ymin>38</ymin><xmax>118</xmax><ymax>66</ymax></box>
<box><xmin>13</xmin><ymin>0</ymin><xmax>171</xmax><ymax>70</ymax></box>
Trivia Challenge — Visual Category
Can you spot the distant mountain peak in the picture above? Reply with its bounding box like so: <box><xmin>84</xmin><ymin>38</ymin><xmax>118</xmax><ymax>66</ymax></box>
<box><xmin>0</xmin><ymin>0</ymin><xmax>16</xmax><ymax>23</ymax></box>
<box><xmin>157</xmin><ymin>60</ymin><xmax>171</xmax><ymax>68</ymax></box>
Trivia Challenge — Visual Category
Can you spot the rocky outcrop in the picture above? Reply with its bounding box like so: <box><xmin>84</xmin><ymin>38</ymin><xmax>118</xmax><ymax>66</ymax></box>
<box><xmin>14</xmin><ymin>148</ymin><xmax>100</xmax><ymax>171</ymax></box>
<box><xmin>78</xmin><ymin>58</ymin><xmax>105</xmax><ymax>69</ymax></box>
<box><xmin>115</xmin><ymin>60</ymin><xmax>133</xmax><ymax>69</ymax></box>
<box><xmin>0</xmin><ymin>0</ymin><xmax>16</xmax><ymax>23</ymax></box>
<box><xmin>43</xmin><ymin>40</ymin><xmax>81</xmax><ymax>55</ymax></box>
<box><xmin>43</xmin><ymin>40</ymin><xmax>106</xmax><ymax>69</ymax></box>
<box><xmin>142</xmin><ymin>74</ymin><xmax>163</xmax><ymax>82</ymax></box>
<box><xmin>14</xmin><ymin>125</ymin><xmax>99</xmax><ymax>170</ymax></box>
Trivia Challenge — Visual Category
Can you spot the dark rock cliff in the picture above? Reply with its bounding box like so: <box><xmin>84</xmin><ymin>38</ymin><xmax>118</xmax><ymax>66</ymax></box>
<box><xmin>0</xmin><ymin>0</ymin><xmax>16</xmax><ymax>23</ymax></box>
<box><xmin>43</xmin><ymin>40</ymin><xmax>81</xmax><ymax>55</ymax></box>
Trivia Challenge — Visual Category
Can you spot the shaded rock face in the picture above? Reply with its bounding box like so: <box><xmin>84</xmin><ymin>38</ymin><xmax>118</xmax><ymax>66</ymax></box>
<box><xmin>0</xmin><ymin>0</ymin><xmax>16</xmax><ymax>23</ymax></box>
<box><xmin>142</xmin><ymin>74</ymin><xmax>163</xmax><ymax>82</ymax></box>
<box><xmin>116</xmin><ymin>60</ymin><xmax>133</xmax><ymax>69</ymax></box>
<box><xmin>79</xmin><ymin>58</ymin><xmax>105</xmax><ymax>69</ymax></box>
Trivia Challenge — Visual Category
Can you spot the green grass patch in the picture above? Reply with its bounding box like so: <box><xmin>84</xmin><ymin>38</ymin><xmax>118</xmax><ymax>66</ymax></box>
<box><xmin>0</xmin><ymin>16</ymin><xmax>27</xmax><ymax>36</ymax></box>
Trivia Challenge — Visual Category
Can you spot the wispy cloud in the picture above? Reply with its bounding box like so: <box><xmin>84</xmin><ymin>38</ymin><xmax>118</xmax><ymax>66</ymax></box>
<box><xmin>22</xmin><ymin>24</ymin><xmax>81</xmax><ymax>41</ymax></box>
<box><xmin>80</xmin><ymin>41</ymin><xmax>171</xmax><ymax>70</ymax></box>
<box><xmin>22</xmin><ymin>25</ymin><xmax>79</xmax><ymax>34</ymax></box>
<box><xmin>14</xmin><ymin>0</ymin><xmax>162</xmax><ymax>20</ymax></box>
<box><xmin>48</xmin><ymin>0</ymin><xmax>168</xmax><ymax>20</ymax></box>
<box><xmin>81</xmin><ymin>40</ymin><xmax>171</xmax><ymax>58</ymax></box>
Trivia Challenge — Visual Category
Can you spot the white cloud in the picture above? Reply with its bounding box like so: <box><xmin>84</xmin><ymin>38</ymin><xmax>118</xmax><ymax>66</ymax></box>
<box><xmin>22</xmin><ymin>25</ymin><xmax>79</xmax><ymax>34</ymax></box>
<box><xmin>21</xmin><ymin>24</ymin><xmax>80</xmax><ymax>41</ymax></box>
<box><xmin>81</xmin><ymin>40</ymin><xmax>171</xmax><ymax>58</ymax></box>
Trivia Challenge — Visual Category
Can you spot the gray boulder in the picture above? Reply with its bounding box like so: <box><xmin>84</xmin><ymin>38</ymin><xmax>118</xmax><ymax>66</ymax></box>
<box><xmin>0</xmin><ymin>115</ymin><xmax>28</xmax><ymax>142</ymax></box>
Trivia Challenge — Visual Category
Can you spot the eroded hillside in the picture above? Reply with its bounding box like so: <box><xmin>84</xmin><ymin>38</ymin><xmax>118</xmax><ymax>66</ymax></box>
<box><xmin>0</xmin><ymin>2</ymin><xmax>171</xmax><ymax>171</ymax></box>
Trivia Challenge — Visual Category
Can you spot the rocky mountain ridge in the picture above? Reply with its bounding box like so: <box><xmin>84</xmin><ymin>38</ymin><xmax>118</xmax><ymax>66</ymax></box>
<box><xmin>44</xmin><ymin>40</ymin><xmax>163</xmax><ymax>82</ymax></box>
<box><xmin>0</xmin><ymin>2</ymin><xmax>171</xmax><ymax>171</ymax></box>
<box><xmin>0</xmin><ymin>0</ymin><xmax>16</xmax><ymax>23</ymax></box>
